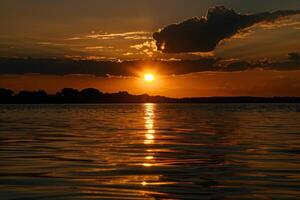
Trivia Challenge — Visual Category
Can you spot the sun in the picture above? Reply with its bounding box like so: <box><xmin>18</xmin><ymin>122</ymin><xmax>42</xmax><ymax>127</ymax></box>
<box><xmin>144</xmin><ymin>73</ymin><xmax>155</xmax><ymax>82</ymax></box>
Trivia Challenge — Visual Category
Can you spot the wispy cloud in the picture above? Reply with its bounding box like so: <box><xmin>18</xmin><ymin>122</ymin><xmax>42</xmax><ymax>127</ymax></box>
<box><xmin>123</xmin><ymin>52</ymin><xmax>134</xmax><ymax>56</ymax></box>
<box><xmin>64</xmin><ymin>37</ymin><xmax>82</xmax><ymax>41</ymax></box>
<box><xmin>130</xmin><ymin>41</ymin><xmax>157</xmax><ymax>57</ymax></box>
<box><xmin>37</xmin><ymin>42</ymin><xmax>67</xmax><ymax>46</ymax></box>
<box><xmin>124</xmin><ymin>36</ymin><xmax>152</xmax><ymax>40</ymax></box>
<box><xmin>257</xmin><ymin>14</ymin><xmax>300</xmax><ymax>30</ymax></box>
<box><xmin>84</xmin><ymin>46</ymin><xmax>114</xmax><ymax>50</ymax></box>
<box><xmin>130</xmin><ymin>41</ymin><xmax>156</xmax><ymax>50</ymax></box>
<box><xmin>86</xmin><ymin>31</ymin><xmax>151</xmax><ymax>40</ymax></box>
<box><xmin>190</xmin><ymin>52</ymin><xmax>215</xmax><ymax>57</ymax></box>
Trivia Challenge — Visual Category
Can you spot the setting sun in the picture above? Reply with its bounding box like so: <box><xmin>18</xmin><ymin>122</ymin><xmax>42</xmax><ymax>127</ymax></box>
<box><xmin>144</xmin><ymin>73</ymin><xmax>155</xmax><ymax>82</ymax></box>
<box><xmin>1</xmin><ymin>1</ymin><xmax>300</xmax><ymax>200</ymax></box>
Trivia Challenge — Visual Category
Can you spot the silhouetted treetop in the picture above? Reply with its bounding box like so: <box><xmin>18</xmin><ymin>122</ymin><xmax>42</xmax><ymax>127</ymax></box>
<box><xmin>0</xmin><ymin>88</ymin><xmax>14</xmax><ymax>97</ymax></box>
<box><xmin>81</xmin><ymin>88</ymin><xmax>103</xmax><ymax>97</ymax></box>
<box><xmin>60</xmin><ymin>88</ymin><xmax>80</xmax><ymax>98</ymax></box>
<box><xmin>0</xmin><ymin>87</ymin><xmax>300</xmax><ymax>104</ymax></box>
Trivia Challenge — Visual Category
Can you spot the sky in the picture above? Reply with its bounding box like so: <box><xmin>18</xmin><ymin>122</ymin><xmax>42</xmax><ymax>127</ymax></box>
<box><xmin>0</xmin><ymin>0</ymin><xmax>300</xmax><ymax>97</ymax></box>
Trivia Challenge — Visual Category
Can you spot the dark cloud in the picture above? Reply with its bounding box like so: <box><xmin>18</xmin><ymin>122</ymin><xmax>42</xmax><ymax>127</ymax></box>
<box><xmin>0</xmin><ymin>56</ymin><xmax>299</xmax><ymax>77</ymax></box>
<box><xmin>223</xmin><ymin>57</ymin><xmax>300</xmax><ymax>72</ymax></box>
<box><xmin>0</xmin><ymin>57</ymin><xmax>218</xmax><ymax>77</ymax></box>
<box><xmin>153</xmin><ymin>6</ymin><xmax>300</xmax><ymax>53</ymax></box>
<box><xmin>222</xmin><ymin>61</ymin><xmax>253</xmax><ymax>72</ymax></box>
<box><xmin>288</xmin><ymin>52</ymin><xmax>300</xmax><ymax>61</ymax></box>
<box><xmin>263</xmin><ymin>61</ymin><xmax>300</xmax><ymax>71</ymax></box>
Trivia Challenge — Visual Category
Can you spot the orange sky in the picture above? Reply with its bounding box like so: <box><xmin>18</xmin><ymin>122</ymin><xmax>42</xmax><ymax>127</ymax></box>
<box><xmin>1</xmin><ymin>69</ymin><xmax>300</xmax><ymax>97</ymax></box>
<box><xmin>1</xmin><ymin>1</ymin><xmax>300</xmax><ymax>97</ymax></box>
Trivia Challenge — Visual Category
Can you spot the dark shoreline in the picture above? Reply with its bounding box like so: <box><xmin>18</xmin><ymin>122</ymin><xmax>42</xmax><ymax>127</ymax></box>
<box><xmin>1</xmin><ymin>87</ymin><xmax>300</xmax><ymax>104</ymax></box>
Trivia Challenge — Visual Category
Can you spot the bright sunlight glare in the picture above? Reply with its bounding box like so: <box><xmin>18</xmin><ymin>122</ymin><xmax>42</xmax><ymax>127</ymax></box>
<box><xmin>144</xmin><ymin>74</ymin><xmax>155</xmax><ymax>82</ymax></box>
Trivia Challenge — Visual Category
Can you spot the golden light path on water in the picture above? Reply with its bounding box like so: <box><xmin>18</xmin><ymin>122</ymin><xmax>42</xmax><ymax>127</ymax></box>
<box><xmin>140</xmin><ymin>104</ymin><xmax>176</xmax><ymax>191</ymax></box>
<box><xmin>101</xmin><ymin>103</ymin><xmax>174</xmax><ymax>198</ymax></box>
<box><xmin>142</xmin><ymin>103</ymin><xmax>156</xmax><ymax>186</ymax></box>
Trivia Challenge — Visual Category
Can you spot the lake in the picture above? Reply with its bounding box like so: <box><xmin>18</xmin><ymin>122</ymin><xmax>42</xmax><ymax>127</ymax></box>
<box><xmin>1</xmin><ymin>104</ymin><xmax>300</xmax><ymax>200</ymax></box>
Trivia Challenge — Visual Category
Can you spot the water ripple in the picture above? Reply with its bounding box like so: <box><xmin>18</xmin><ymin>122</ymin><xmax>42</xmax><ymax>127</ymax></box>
<box><xmin>0</xmin><ymin>104</ymin><xmax>300</xmax><ymax>199</ymax></box>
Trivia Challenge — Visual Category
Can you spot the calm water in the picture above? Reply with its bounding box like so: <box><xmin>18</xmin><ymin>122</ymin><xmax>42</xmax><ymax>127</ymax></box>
<box><xmin>1</xmin><ymin>104</ymin><xmax>300</xmax><ymax>200</ymax></box>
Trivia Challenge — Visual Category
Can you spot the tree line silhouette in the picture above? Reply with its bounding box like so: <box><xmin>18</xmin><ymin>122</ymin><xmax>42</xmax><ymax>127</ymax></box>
<box><xmin>0</xmin><ymin>88</ymin><xmax>175</xmax><ymax>104</ymax></box>
<box><xmin>1</xmin><ymin>88</ymin><xmax>300</xmax><ymax>104</ymax></box>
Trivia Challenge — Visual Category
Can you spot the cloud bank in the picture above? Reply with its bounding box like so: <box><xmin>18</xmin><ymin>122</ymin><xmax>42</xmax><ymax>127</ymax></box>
<box><xmin>153</xmin><ymin>6</ymin><xmax>300</xmax><ymax>53</ymax></box>
<box><xmin>0</xmin><ymin>55</ymin><xmax>299</xmax><ymax>77</ymax></box>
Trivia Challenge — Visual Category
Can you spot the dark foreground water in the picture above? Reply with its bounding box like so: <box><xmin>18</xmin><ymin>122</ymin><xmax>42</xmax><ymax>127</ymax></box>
<box><xmin>1</xmin><ymin>104</ymin><xmax>300</xmax><ymax>200</ymax></box>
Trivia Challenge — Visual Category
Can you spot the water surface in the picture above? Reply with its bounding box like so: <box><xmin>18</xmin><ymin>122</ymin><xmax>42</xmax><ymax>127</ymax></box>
<box><xmin>1</xmin><ymin>104</ymin><xmax>300</xmax><ymax>199</ymax></box>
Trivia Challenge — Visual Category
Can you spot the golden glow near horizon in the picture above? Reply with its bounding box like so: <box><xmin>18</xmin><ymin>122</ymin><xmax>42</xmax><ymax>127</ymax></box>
<box><xmin>144</xmin><ymin>73</ymin><xmax>155</xmax><ymax>82</ymax></box>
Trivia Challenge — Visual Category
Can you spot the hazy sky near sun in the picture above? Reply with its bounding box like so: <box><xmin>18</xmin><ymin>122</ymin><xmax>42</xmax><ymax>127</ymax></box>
<box><xmin>1</xmin><ymin>0</ymin><xmax>300</xmax><ymax>97</ymax></box>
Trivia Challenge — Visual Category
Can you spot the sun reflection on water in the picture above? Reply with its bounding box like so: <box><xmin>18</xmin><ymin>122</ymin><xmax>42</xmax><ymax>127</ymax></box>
<box><xmin>144</xmin><ymin>103</ymin><xmax>155</xmax><ymax>146</ymax></box>
<box><xmin>142</xmin><ymin>103</ymin><xmax>156</xmax><ymax>184</ymax></box>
